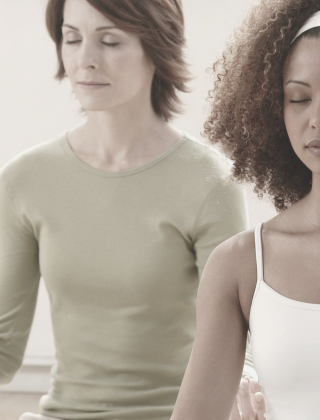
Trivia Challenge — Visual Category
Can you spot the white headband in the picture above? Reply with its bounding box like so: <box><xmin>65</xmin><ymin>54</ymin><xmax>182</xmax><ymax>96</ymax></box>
<box><xmin>291</xmin><ymin>11</ymin><xmax>320</xmax><ymax>44</ymax></box>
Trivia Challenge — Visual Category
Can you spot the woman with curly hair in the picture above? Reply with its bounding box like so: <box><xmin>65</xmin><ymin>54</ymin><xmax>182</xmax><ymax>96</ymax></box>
<box><xmin>171</xmin><ymin>0</ymin><xmax>320</xmax><ymax>419</ymax></box>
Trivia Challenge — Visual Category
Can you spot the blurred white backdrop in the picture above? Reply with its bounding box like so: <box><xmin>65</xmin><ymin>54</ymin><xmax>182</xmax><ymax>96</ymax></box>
<box><xmin>0</xmin><ymin>0</ymin><xmax>276</xmax><ymax>385</ymax></box>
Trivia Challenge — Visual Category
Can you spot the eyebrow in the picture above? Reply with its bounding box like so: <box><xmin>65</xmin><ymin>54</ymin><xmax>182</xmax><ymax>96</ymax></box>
<box><xmin>62</xmin><ymin>24</ymin><xmax>117</xmax><ymax>32</ymax></box>
<box><xmin>285</xmin><ymin>79</ymin><xmax>311</xmax><ymax>88</ymax></box>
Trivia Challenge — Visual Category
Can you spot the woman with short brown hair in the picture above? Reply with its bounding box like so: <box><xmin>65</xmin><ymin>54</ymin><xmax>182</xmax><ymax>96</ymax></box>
<box><xmin>0</xmin><ymin>0</ymin><xmax>251</xmax><ymax>419</ymax></box>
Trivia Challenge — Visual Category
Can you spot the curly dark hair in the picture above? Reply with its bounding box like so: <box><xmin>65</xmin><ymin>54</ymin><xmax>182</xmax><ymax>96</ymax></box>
<box><xmin>204</xmin><ymin>0</ymin><xmax>320</xmax><ymax>212</ymax></box>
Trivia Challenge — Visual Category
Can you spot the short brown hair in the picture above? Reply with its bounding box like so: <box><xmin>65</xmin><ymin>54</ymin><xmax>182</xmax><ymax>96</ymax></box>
<box><xmin>204</xmin><ymin>0</ymin><xmax>320</xmax><ymax>212</ymax></box>
<box><xmin>46</xmin><ymin>0</ymin><xmax>190</xmax><ymax>121</ymax></box>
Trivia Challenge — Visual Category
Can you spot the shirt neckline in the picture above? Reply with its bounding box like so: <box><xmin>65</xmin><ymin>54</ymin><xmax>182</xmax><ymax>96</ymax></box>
<box><xmin>60</xmin><ymin>131</ymin><xmax>188</xmax><ymax>178</ymax></box>
<box><xmin>257</xmin><ymin>222</ymin><xmax>320</xmax><ymax>310</ymax></box>
<box><xmin>260</xmin><ymin>278</ymin><xmax>320</xmax><ymax>310</ymax></box>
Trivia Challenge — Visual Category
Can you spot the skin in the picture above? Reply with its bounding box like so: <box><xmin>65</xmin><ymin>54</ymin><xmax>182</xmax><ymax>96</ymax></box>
<box><xmin>61</xmin><ymin>0</ymin><xmax>182</xmax><ymax>172</ymax></box>
<box><xmin>170</xmin><ymin>36</ymin><xmax>320</xmax><ymax>420</ymax></box>
<box><xmin>230</xmin><ymin>378</ymin><xmax>265</xmax><ymax>420</ymax></box>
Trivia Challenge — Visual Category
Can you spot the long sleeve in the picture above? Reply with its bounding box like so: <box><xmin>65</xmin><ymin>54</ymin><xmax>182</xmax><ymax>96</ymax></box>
<box><xmin>192</xmin><ymin>179</ymin><xmax>257</xmax><ymax>380</ymax></box>
<box><xmin>0</xmin><ymin>134</ymin><xmax>257</xmax><ymax>418</ymax></box>
<box><xmin>192</xmin><ymin>180</ymin><xmax>248</xmax><ymax>278</ymax></box>
<box><xmin>0</xmin><ymin>175</ymin><xmax>40</xmax><ymax>384</ymax></box>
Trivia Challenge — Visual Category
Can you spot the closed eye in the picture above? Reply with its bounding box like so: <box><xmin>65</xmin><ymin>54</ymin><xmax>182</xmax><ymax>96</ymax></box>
<box><xmin>64</xmin><ymin>40</ymin><xmax>119</xmax><ymax>47</ymax></box>
<box><xmin>289</xmin><ymin>99</ymin><xmax>310</xmax><ymax>104</ymax></box>
<box><xmin>65</xmin><ymin>40</ymin><xmax>81</xmax><ymax>44</ymax></box>
<box><xmin>102</xmin><ymin>42</ymin><xmax>119</xmax><ymax>47</ymax></box>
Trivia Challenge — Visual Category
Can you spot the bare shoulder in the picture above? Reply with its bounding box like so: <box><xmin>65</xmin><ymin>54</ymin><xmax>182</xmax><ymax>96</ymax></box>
<box><xmin>200</xmin><ymin>230</ymin><xmax>257</xmax><ymax>323</ymax></box>
<box><xmin>203</xmin><ymin>229</ymin><xmax>256</xmax><ymax>278</ymax></box>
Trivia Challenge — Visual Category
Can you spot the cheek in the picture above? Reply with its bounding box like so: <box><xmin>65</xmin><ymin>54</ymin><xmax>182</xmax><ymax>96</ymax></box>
<box><xmin>61</xmin><ymin>48</ymin><xmax>68</xmax><ymax>72</ymax></box>
<box><xmin>61</xmin><ymin>47</ymin><xmax>75</xmax><ymax>77</ymax></box>
<box><xmin>284</xmin><ymin>105</ymin><xmax>301</xmax><ymax>141</ymax></box>
<box><xmin>283</xmin><ymin>105</ymin><xmax>301</xmax><ymax>155</ymax></box>
<box><xmin>284</xmin><ymin>105</ymin><xmax>294</xmax><ymax>134</ymax></box>
<box><xmin>115</xmin><ymin>48</ymin><xmax>153</xmax><ymax>81</ymax></box>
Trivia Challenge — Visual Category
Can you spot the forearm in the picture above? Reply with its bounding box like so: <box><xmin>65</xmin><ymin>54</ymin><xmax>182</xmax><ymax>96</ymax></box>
<box><xmin>0</xmin><ymin>176</ymin><xmax>40</xmax><ymax>383</ymax></box>
<box><xmin>0</xmin><ymin>343</ymin><xmax>26</xmax><ymax>384</ymax></box>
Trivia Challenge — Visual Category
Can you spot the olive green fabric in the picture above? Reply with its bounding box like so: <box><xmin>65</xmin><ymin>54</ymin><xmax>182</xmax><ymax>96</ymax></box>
<box><xmin>0</xmin><ymin>132</ymin><xmax>252</xmax><ymax>419</ymax></box>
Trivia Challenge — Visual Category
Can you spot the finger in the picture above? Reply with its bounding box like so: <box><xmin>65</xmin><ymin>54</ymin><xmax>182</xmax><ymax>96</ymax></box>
<box><xmin>247</xmin><ymin>377</ymin><xmax>262</xmax><ymax>394</ymax></box>
<box><xmin>253</xmin><ymin>392</ymin><xmax>266</xmax><ymax>420</ymax></box>
<box><xmin>229</xmin><ymin>396</ymin><xmax>242</xmax><ymax>420</ymax></box>
<box><xmin>239</xmin><ymin>378</ymin><xmax>255</xmax><ymax>419</ymax></box>
<box><xmin>242</xmin><ymin>376</ymin><xmax>261</xmax><ymax>395</ymax></box>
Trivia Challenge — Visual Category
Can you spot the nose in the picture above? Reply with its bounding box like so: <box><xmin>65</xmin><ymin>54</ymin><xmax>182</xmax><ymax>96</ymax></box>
<box><xmin>309</xmin><ymin>98</ymin><xmax>320</xmax><ymax>130</ymax></box>
<box><xmin>77</xmin><ymin>40</ymin><xmax>100</xmax><ymax>70</ymax></box>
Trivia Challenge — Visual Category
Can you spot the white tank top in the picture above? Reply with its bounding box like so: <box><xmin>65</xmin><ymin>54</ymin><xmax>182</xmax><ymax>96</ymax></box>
<box><xmin>250</xmin><ymin>223</ymin><xmax>320</xmax><ymax>420</ymax></box>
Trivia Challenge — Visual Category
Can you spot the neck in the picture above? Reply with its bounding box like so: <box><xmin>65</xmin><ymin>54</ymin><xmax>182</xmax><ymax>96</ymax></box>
<box><xmin>74</xmin><ymin>101</ymin><xmax>167</xmax><ymax>159</ymax></box>
<box><xmin>67</xmin><ymin>96</ymin><xmax>183</xmax><ymax>172</ymax></box>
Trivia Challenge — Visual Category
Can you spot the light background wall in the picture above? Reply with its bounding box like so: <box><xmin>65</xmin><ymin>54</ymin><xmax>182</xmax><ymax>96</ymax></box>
<box><xmin>0</xmin><ymin>0</ymin><xmax>276</xmax><ymax>371</ymax></box>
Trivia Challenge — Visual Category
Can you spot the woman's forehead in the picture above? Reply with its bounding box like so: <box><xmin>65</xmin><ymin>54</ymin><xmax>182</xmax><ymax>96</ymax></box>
<box><xmin>63</xmin><ymin>0</ymin><xmax>115</xmax><ymax>29</ymax></box>
<box><xmin>284</xmin><ymin>37</ymin><xmax>320</xmax><ymax>80</ymax></box>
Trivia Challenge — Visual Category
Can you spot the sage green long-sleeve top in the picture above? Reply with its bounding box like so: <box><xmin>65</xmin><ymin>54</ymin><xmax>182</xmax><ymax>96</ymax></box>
<box><xmin>0</xmin><ymin>132</ymin><xmax>253</xmax><ymax>419</ymax></box>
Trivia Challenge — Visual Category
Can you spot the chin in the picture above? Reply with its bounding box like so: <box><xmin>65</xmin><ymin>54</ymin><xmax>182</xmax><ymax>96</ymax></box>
<box><xmin>79</xmin><ymin>101</ymin><xmax>114</xmax><ymax>112</ymax></box>
<box><xmin>82</xmin><ymin>106</ymin><xmax>111</xmax><ymax>112</ymax></box>
<box><xmin>310</xmin><ymin>167</ymin><xmax>320</xmax><ymax>176</ymax></box>
<box><xmin>300</xmin><ymin>159</ymin><xmax>320</xmax><ymax>177</ymax></box>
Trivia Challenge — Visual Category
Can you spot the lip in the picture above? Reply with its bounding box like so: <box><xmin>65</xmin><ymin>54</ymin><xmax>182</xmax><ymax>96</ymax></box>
<box><xmin>306</xmin><ymin>139</ymin><xmax>320</xmax><ymax>156</ymax></box>
<box><xmin>77</xmin><ymin>81</ymin><xmax>110</xmax><ymax>90</ymax></box>
<box><xmin>78</xmin><ymin>81</ymin><xmax>109</xmax><ymax>85</ymax></box>
<box><xmin>306</xmin><ymin>139</ymin><xmax>320</xmax><ymax>148</ymax></box>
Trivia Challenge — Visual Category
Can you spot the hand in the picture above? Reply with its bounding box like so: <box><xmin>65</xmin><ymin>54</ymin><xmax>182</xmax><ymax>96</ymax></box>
<box><xmin>229</xmin><ymin>377</ymin><xmax>266</xmax><ymax>420</ymax></box>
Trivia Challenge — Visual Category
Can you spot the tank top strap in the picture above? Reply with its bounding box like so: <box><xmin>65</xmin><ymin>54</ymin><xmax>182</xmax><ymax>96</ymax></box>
<box><xmin>252</xmin><ymin>223</ymin><xmax>264</xmax><ymax>305</ymax></box>
<box><xmin>254</xmin><ymin>223</ymin><xmax>264</xmax><ymax>281</ymax></box>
